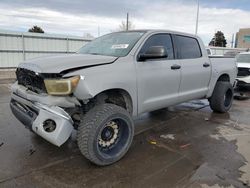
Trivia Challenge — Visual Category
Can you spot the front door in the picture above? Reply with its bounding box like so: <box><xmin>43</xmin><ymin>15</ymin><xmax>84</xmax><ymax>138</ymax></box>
<box><xmin>136</xmin><ymin>33</ymin><xmax>181</xmax><ymax>114</ymax></box>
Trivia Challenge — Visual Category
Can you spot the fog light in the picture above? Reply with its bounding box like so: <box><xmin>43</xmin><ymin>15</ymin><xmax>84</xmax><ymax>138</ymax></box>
<box><xmin>43</xmin><ymin>119</ymin><xmax>56</xmax><ymax>132</ymax></box>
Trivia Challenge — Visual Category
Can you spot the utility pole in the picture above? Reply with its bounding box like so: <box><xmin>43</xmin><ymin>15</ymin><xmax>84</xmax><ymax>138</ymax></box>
<box><xmin>231</xmin><ymin>34</ymin><xmax>234</xmax><ymax>48</ymax></box>
<box><xmin>126</xmin><ymin>13</ymin><xmax>129</xmax><ymax>31</ymax></box>
<box><xmin>195</xmin><ymin>0</ymin><xmax>199</xmax><ymax>35</ymax></box>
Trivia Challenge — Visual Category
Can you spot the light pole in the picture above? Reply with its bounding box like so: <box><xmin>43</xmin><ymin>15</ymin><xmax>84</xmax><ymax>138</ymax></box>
<box><xmin>195</xmin><ymin>0</ymin><xmax>199</xmax><ymax>35</ymax></box>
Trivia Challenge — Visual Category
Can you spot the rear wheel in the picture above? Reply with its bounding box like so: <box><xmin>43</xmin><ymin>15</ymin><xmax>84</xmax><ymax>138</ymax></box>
<box><xmin>77</xmin><ymin>103</ymin><xmax>134</xmax><ymax>166</ymax></box>
<box><xmin>209</xmin><ymin>81</ymin><xmax>234</xmax><ymax>113</ymax></box>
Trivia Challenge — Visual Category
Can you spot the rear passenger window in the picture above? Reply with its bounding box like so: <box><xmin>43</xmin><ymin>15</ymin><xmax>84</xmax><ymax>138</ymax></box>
<box><xmin>176</xmin><ymin>35</ymin><xmax>202</xmax><ymax>59</ymax></box>
<box><xmin>140</xmin><ymin>34</ymin><xmax>174</xmax><ymax>59</ymax></box>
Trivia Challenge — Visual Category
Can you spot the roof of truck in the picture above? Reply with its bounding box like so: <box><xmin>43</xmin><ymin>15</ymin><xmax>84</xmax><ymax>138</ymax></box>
<box><xmin>118</xmin><ymin>29</ymin><xmax>198</xmax><ymax>38</ymax></box>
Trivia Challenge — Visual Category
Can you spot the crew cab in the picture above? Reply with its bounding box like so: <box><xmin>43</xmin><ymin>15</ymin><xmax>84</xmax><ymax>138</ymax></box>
<box><xmin>10</xmin><ymin>30</ymin><xmax>237</xmax><ymax>165</ymax></box>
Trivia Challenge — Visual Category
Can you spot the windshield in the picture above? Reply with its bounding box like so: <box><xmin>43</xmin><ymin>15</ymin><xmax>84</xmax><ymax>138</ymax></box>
<box><xmin>77</xmin><ymin>31</ymin><xmax>145</xmax><ymax>57</ymax></box>
<box><xmin>236</xmin><ymin>54</ymin><xmax>250</xmax><ymax>63</ymax></box>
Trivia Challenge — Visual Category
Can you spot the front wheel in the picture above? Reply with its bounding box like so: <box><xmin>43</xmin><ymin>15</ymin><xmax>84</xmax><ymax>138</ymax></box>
<box><xmin>209</xmin><ymin>81</ymin><xmax>234</xmax><ymax>113</ymax></box>
<box><xmin>77</xmin><ymin>103</ymin><xmax>134</xmax><ymax>166</ymax></box>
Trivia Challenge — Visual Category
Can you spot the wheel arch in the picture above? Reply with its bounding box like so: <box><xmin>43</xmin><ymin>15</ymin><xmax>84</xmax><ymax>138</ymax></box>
<box><xmin>217</xmin><ymin>74</ymin><xmax>230</xmax><ymax>82</ymax></box>
<box><xmin>93</xmin><ymin>88</ymin><xmax>134</xmax><ymax>115</ymax></box>
<box><xmin>206</xmin><ymin>73</ymin><xmax>232</xmax><ymax>98</ymax></box>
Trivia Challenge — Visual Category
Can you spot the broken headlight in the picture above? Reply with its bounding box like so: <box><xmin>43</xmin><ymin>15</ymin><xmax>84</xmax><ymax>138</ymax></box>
<box><xmin>44</xmin><ymin>75</ymin><xmax>80</xmax><ymax>95</ymax></box>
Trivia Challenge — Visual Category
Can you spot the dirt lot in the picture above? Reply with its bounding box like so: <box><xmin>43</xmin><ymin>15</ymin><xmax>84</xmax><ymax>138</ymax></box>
<box><xmin>0</xmin><ymin>83</ymin><xmax>250</xmax><ymax>188</ymax></box>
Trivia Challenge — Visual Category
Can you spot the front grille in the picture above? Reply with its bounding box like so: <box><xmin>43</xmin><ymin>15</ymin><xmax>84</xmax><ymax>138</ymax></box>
<box><xmin>237</xmin><ymin>67</ymin><xmax>250</xmax><ymax>77</ymax></box>
<box><xmin>16</xmin><ymin>68</ymin><xmax>46</xmax><ymax>93</ymax></box>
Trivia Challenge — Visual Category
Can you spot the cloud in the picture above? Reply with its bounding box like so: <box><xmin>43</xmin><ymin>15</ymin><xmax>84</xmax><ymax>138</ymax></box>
<box><xmin>0</xmin><ymin>0</ymin><xmax>139</xmax><ymax>18</ymax></box>
<box><xmin>0</xmin><ymin>1</ymin><xmax>250</xmax><ymax>45</ymax></box>
<box><xmin>0</xmin><ymin>7</ymin><xmax>121</xmax><ymax>36</ymax></box>
<box><xmin>133</xmin><ymin>1</ymin><xmax>250</xmax><ymax>45</ymax></box>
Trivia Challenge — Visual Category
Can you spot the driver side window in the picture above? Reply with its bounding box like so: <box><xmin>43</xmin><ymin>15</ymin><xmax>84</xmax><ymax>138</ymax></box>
<box><xmin>139</xmin><ymin>34</ymin><xmax>174</xmax><ymax>59</ymax></box>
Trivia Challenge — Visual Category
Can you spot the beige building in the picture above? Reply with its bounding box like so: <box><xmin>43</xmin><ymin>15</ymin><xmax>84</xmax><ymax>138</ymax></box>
<box><xmin>235</xmin><ymin>28</ymin><xmax>250</xmax><ymax>48</ymax></box>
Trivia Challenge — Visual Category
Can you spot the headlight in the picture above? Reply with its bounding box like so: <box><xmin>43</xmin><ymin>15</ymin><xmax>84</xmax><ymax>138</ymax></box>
<box><xmin>44</xmin><ymin>75</ymin><xmax>80</xmax><ymax>95</ymax></box>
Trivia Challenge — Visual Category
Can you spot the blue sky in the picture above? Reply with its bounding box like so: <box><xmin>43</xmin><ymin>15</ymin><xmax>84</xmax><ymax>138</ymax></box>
<box><xmin>0</xmin><ymin>0</ymin><xmax>250</xmax><ymax>45</ymax></box>
<box><xmin>200</xmin><ymin>0</ymin><xmax>250</xmax><ymax>10</ymax></box>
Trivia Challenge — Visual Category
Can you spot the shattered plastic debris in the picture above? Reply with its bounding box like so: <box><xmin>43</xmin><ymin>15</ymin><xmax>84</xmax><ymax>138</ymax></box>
<box><xmin>180</xmin><ymin>143</ymin><xmax>191</xmax><ymax>149</ymax></box>
<box><xmin>160</xmin><ymin>134</ymin><xmax>175</xmax><ymax>140</ymax></box>
<box><xmin>150</xmin><ymin>141</ymin><xmax>157</xmax><ymax>145</ymax></box>
<box><xmin>29</xmin><ymin>149</ymin><xmax>36</xmax><ymax>156</ymax></box>
<box><xmin>216</xmin><ymin>174</ymin><xmax>226</xmax><ymax>180</ymax></box>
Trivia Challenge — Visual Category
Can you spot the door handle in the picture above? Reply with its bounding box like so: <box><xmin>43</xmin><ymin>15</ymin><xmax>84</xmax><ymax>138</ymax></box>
<box><xmin>203</xmin><ymin>63</ymin><xmax>210</xmax><ymax>68</ymax></box>
<box><xmin>171</xmin><ymin>64</ymin><xmax>181</xmax><ymax>70</ymax></box>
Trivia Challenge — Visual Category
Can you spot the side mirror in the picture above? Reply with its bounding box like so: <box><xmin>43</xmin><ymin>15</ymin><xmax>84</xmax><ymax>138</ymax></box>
<box><xmin>138</xmin><ymin>46</ymin><xmax>168</xmax><ymax>61</ymax></box>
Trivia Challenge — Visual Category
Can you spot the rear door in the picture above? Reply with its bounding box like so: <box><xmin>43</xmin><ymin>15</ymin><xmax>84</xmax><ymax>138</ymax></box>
<box><xmin>136</xmin><ymin>33</ymin><xmax>181</xmax><ymax>114</ymax></box>
<box><xmin>174</xmin><ymin>35</ymin><xmax>211</xmax><ymax>102</ymax></box>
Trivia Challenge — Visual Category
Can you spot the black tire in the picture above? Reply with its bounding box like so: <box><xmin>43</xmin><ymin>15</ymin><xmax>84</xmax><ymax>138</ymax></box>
<box><xmin>77</xmin><ymin>103</ymin><xmax>134</xmax><ymax>166</ymax></box>
<box><xmin>209</xmin><ymin>81</ymin><xmax>234</xmax><ymax>113</ymax></box>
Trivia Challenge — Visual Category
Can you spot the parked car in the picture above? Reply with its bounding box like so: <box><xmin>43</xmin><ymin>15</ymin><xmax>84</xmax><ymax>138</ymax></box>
<box><xmin>10</xmin><ymin>30</ymin><xmax>237</xmax><ymax>165</ymax></box>
<box><xmin>236</xmin><ymin>52</ymin><xmax>250</xmax><ymax>88</ymax></box>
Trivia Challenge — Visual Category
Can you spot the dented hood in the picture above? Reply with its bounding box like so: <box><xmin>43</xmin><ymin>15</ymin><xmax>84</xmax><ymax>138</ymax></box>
<box><xmin>18</xmin><ymin>54</ymin><xmax>117</xmax><ymax>74</ymax></box>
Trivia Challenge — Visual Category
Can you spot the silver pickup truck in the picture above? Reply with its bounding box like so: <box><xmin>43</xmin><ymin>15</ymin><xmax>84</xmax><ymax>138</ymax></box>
<box><xmin>10</xmin><ymin>30</ymin><xmax>237</xmax><ymax>165</ymax></box>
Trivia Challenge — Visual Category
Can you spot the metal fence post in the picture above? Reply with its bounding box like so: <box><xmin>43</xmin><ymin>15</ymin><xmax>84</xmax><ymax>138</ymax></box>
<box><xmin>66</xmin><ymin>37</ymin><xmax>69</xmax><ymax>53</ymax></box>
<box><xmin>21</xmin><ymin>34</ymin><xmax>26</xmax><ymax>60</ymax></box>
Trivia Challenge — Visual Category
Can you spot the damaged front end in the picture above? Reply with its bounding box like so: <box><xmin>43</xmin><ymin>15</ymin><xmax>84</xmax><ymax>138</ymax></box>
<box><xmin>10</xmin><ymin>68</ymin><xmax>83</xmax><ymax>146</ymax></box>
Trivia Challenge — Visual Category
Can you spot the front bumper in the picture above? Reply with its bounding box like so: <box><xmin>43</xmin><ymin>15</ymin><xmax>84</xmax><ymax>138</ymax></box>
<box><xmin>10</xmin><ymin>84</ymin><xmax>74</xmax><ymax>147</ymax></box>
<box><xmin>236</xmin><ymin>76</ymin><xmax>250</xmax><ymax>87</ymax></box>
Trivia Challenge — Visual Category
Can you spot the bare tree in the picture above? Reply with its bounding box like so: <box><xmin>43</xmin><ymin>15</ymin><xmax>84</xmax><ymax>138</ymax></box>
<box><xmin>83</xmin><ymin>33</ymin><xmax>94</xmax><ymax>39</ymax></box>
<box><xmin>118</xmin><ymin>20</ymin><xmax>135</xmax><ymax>31</ymax></box>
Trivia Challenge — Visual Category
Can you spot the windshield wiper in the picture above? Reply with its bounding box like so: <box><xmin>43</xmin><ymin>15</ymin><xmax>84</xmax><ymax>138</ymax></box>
<box><xmin>85</xmin><ymin>52</ymin><xmax>119</xmax><ymax>58</ymax></box>
<box><xmin>88</xmin><ymin>53</ymin><xmax>101</xmax><ymax>55</ymax></box>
